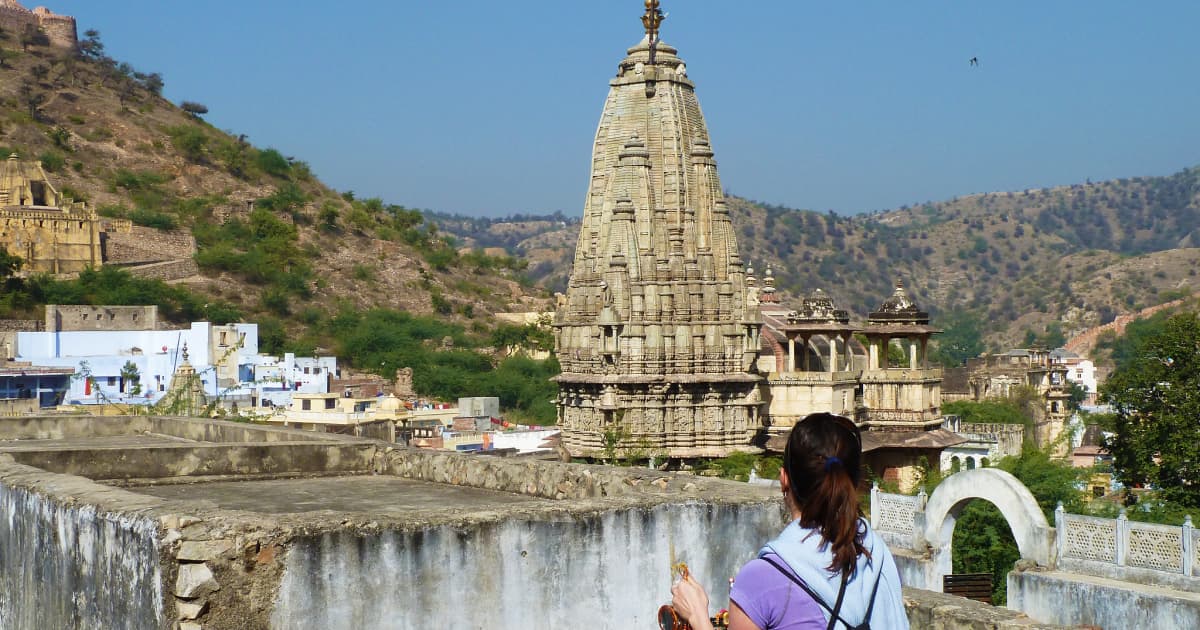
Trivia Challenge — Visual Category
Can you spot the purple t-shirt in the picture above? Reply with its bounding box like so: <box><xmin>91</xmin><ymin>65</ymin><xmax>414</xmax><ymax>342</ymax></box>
<box><xmin>729</xmin><ymin>553</ymin><xmax>827</xmax><ymax>630</ymax></box>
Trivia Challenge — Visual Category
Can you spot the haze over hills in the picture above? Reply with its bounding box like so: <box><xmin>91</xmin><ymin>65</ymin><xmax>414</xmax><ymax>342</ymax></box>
<box><xmin>4</xmin><ymin>19</ymin><xmax>1197</xmax><ymax>360</ymax></box>
<box><xmin>436</xmin><ymin>166</ymin><xmax>1200</xmax><ymax>351</ymax></box>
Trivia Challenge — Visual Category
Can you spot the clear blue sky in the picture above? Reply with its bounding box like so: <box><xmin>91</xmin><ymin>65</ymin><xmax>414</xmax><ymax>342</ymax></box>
<box><xmin>49</xmin><ymin>1</ymin><xmax>1200</xmax><ymax>217</ymax></box>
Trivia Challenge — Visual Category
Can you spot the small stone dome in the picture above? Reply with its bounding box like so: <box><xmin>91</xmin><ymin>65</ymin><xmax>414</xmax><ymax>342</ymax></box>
<box><xmin>869</xmin><ymin>279</ymin><xmax>929</xmax><ymax>324</ymax></box>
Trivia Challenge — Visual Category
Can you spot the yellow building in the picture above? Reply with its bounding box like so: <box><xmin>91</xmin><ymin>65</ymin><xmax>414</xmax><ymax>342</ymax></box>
<box><xmin>0</xmin><ymin>154</ymin><xmax>129</xmax><ymax>274</ymax></box>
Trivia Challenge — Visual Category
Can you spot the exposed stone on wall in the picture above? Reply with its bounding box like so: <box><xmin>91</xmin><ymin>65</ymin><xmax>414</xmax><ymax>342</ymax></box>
<box><xmin>45</xmin><ymin>304</ymin><xmax>159</xmax><ymax>331</ymax></box>
<box><xmin>104</xmin><ymin>227</ymin><xmax>197</xmax><ymax>265</ymax></box>
<box><xmin>125</xmin><ymin>258</ymin><xmax>201</xmax><ymax>282</ymax></box>
<box><xmin>903</xmin><ymin>588</ymin><xmax>1078</xmax><ymax>629</ymax></box>
<box><xmin>960</xmin><ymin>422</ymin><xmax>1026</xmax><ymax>458</ymax></box>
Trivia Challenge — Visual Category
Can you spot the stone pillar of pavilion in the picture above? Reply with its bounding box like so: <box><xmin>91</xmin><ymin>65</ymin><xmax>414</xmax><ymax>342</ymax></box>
<box><xmin>860</xmin><ymin>280</ymin><xmax>943</xmax><ymax>431</ymax></box>
<box><xmin>554</xmin><ymin>2</ymin><xmax>764</xmax><ymax>460</ymax></box>
<box><xmin>763</xmin><ymin>288</ymin><xmax>862</xmax><ymax>437</ymax></box>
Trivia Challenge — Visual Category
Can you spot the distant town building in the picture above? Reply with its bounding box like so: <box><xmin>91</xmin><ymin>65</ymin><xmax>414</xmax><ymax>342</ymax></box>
<box><xmin>9</xmin><ymin>307</ymin><xmax>333</xmax><ymax>412</ymax></box>
<box><xmin>1051</xmin><ymin>348</ymin><xmax>1098</xmax><ymax>406</ymax></box>
<box><xmin>954</xmin><ymin>348</ymin><xmax>1073</xmax><ymax>455</ymax></box>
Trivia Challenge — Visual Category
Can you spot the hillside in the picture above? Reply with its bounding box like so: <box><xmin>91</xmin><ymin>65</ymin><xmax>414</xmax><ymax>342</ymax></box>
<box><xmin>0</xmin><ymin>29</ymin><xmax>547</xmax><ymax>350</ymax></box>
<box><xmin>440</xmin><ymin>168</ymin><xmax>1200</xmax><ymax>354</ymax></box>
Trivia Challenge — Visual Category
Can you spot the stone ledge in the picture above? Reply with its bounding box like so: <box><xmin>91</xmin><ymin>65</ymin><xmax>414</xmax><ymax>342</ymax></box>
<box><xmin>903</xmin><ymin>587</ymin><xmax>1079</xmax><ymax>629</ymax></box>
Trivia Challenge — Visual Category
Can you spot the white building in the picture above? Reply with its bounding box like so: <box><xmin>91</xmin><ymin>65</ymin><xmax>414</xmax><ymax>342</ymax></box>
<box><xmin>16</xmin><ymin>322</ymin><xmax>256</xmax><ymax>405</ymax></box>
<box><xmin>15</xmin><ymin>322</ymin><xmax>335</xmax><ymax>410</ymax></box>
<box><xmin>247</xmin><ymin>353</ymin><xmax>338</xmax><ymax>410</ymax></box>
<box><xmin>1051</xmin><ymin>349</ymin><xmax>1098</xmax><ymax>404</ymax></box>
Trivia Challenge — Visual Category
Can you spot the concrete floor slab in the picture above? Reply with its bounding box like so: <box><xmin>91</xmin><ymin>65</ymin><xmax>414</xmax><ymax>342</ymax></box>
<box><xmin>131</xmin><ymin>475</ymin><xmax>554</xmax><ymax>515</ymax></box>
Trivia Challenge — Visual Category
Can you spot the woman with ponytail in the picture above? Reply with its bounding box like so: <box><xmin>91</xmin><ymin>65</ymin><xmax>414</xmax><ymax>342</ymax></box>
<box><xmin>670</xmin><ymin>413</ymin><xmax>908</xmax><ymax>629</ymax></box>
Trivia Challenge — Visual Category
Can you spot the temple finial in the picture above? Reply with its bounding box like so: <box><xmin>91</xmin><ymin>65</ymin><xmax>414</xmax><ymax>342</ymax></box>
<box><xmin>642</xmin><ymin>0</ymin><xmax>665</xmax><ymax>41</ymax></box>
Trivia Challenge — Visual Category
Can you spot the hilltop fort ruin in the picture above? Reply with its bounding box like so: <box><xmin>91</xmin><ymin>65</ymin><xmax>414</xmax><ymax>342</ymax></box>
<box><xmin>0</xmin><ymin>0</ymin><xmax>77</xmax><ymax>50</ymax></box>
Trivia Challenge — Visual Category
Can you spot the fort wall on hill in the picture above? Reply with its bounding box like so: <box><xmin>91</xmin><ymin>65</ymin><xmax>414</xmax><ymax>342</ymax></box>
<box><xmin>104</xmin><ymin>227</ymin><xmax>197</xmax><ymax>265</ymax></box>
<box><xmin>0</xmin><ymin>2</ymin><xmax>78</xmax><ymax>50</ymax></box>
<box><xmin>1064</xmin><ymin>297</ymin><xmax>1191</xmax><ymax>357</ymax></box>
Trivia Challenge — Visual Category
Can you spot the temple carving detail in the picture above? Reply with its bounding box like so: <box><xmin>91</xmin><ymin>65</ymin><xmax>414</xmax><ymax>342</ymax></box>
<box><xmin>554</xmin><ymin>9</ymin><xmax>764</xmax><ymax>458</ymax></box>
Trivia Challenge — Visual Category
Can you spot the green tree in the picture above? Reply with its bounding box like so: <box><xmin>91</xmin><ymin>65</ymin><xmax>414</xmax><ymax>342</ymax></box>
<box><xmin>1101</xmin><ymin>312</ymin><xmax>1200</xmax><ymax>508</ymax></box>
<box><xmin>120</xmin><ymin>360</ymin><xmax>141</xmax><ymax>395</ymax></box>
<box><xmin>79</xmin><ymin>29</ymin><xmax>105</xmax><ymax>60</ymax></box>
<box><xmin>180</xmin><ymin>101</ymin><xmax>209</xmax><ymax>117</ymax></box>
<box><xmin>930</xmin><ymin>309</ymin><xmax>985</xmax><ymax>367</ymax></box>
<box><xmin>942</xmin><ymin>398</ymin><xmax>1028</xmax><ymax>425</ymax></box>
<box><xmin>0</xmin><ymin>246</ymin><xmax>23</xmax><ymax>279</ymax></box>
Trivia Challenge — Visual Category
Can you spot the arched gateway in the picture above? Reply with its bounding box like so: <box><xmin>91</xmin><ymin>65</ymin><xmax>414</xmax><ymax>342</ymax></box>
<box><xmin>923</xmin><ymin>468</ymin><xmax>1055</xmax><ymax>579</ymax></box>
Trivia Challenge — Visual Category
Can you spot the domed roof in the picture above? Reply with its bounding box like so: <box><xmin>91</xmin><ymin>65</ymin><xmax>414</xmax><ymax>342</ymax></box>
<box><xmin>787</xmin><ymin>288</ymin><xmax>850</xmax><ymax>325</ymax></box>
<box><xmin>868</xmin><ymin>279</ymin><xmax>929</xmax><ymax>324</ymax></box>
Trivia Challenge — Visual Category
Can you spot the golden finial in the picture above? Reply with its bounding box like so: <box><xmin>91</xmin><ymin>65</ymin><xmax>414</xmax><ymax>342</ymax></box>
<box><xmin>642</xmin><ymin>0</ymin><xmax>665</xmax><ymax>41</ymax></box>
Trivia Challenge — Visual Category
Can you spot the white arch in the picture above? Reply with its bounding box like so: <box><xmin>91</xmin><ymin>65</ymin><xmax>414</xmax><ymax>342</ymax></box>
<box><xmin>923</xmin><ymin>468</ymin><xmax>1056</xmax><ymax>579</ymax></box>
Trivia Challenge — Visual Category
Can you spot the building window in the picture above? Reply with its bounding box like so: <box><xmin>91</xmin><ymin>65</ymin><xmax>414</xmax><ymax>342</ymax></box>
<box><xmin>106</xmin><ymin>377</ymin><xmax>116</xmax><ymax>386</ymax></box>
<box><xmin>304</xmin><ymin>367</ymin><xmax>311</xmax><ymax>374</ymax></box>
<box><xmin>325</xmin><ymin>398</ymin><xmax>336</xmax><ymax>409</ymax></box>
<box><xmin>301</xmin><ymin>399</ymin><xmax>311</xmax><ymax>411</ymax></box>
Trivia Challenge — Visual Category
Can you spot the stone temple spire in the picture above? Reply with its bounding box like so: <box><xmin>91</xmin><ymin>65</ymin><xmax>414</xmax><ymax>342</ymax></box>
<box><xmin>554</xmin><ymin>3</ymin><xmax>764</xmax><ymax>459</ymax></box>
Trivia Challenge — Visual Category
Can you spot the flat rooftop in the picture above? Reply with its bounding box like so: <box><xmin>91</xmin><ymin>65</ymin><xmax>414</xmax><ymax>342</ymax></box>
<box><xmin>132</xmin><ymin>475</ymin><xmax>553</xmax><ymax>514</ymax></box>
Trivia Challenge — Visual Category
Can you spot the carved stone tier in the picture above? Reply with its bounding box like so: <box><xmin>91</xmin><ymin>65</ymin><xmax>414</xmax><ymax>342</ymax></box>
<box><xmin>555</xmin><ymin>11</ymin><xmax>763</xmax><ymax>459</ymax></box>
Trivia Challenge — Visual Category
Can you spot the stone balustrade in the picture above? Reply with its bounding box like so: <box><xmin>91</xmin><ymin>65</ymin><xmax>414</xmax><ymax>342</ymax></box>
<box><xmin>871</xmin><ymin>481</ymin><xmax>1200</xmax><ymax>591</ymax></box>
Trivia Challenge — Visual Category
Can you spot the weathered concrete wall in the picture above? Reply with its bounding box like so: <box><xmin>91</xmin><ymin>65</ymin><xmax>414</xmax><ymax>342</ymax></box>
<box><xmin>381</xmin><ymin>446</ymin><xmax>734</xmax><ymax>500</ymax></box>
<box><xmin>271</xmin><ymin>503</ymin><xmax>781</xmax><ymax>629</ymax></box>
<box><xmin>4</xmin><ymin>442</ymin><xmax>377</xmax><ymax>479</ymax></box>
<box><xmin>0</xmin><ymin>413</ymin><xmax>155</xmax><ymax>439</ymax></box>
<box><xmin>1009</xmin><ymin>569</ymin><xmax>1200</xmax><ymax>628</ymax></box>
<box><xmin>0</xmin><ymin>457</ymin><xmax>165</xmax><ymax>630</ymax></box>
<box><xmin>151</xmin><ymin>416</ymin><xmax>342</xmax><ymax>444</ymax></box>
<box><xmin>0</xmin><ymin>397</ymin><xmax>37</xmax><ymax>415</ymax></box>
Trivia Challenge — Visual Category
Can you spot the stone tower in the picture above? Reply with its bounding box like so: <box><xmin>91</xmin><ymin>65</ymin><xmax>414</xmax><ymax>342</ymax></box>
<box><xmin>555</xmin><ymin>2</ymin><xmax>764</xmax><ymax>459</ymax></box>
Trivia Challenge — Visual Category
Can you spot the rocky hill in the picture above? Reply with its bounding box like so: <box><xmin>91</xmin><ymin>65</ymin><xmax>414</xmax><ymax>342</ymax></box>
<box><xmin>441</xmin><ymin>168</ymin><xmax>1200</xmax><ymax>353</ymax></box>
<box><xmin>0</xmin><ymin>28</ymin><xmax>546</xmax><ymax>342</ymax></box>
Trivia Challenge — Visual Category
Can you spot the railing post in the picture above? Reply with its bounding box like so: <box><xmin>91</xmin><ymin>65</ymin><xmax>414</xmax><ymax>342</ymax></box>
<box><xmin>1183</xmin><ymin>515</ymin><xmax>1194</xmax><ymax>576</ymax></box>
<box><xmin>1116</xmin><ymin>509</ymin><xmax>1128</xmax><ymax>567</ymax></box>
<box><xmin>870</xmin><ymin>482</ymin><xmax>879</xmax><ymax>530</ymax></box>
<box><xmin>1055</xmin><ymin>502</ymin><xmax>1065</xmax><ymax>565</ymax></box>
<box><xmin>914</xmin><ymin>485</ymin><xmax>929</xmax><ymax>552</ymax></box>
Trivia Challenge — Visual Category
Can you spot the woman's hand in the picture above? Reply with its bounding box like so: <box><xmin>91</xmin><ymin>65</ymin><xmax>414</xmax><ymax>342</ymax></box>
<box><xmin>670</xmin><ymin>575</ymin><xmax>713</xmax><ymax>630</ymax></box>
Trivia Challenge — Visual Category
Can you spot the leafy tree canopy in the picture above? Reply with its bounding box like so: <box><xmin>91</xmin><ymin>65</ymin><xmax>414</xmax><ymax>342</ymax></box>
<box><xmin>942</xmin><ymin>398</ymin><xmax>1029</xmax><ymax>425</ymax></box>
<box><xmin>930</xmin><ymin>309</ymin><xmax>985</xmax><ymax>367</ymax></box>
<box><xmin>1100</xmin><ymin>312</ymin><xmax>1200</xmax><ymax>508</ymax></box>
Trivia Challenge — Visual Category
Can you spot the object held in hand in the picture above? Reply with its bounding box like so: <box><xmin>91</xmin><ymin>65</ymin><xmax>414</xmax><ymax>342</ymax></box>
<box><xmin>656</xmin><ymin>605</ymin><xmax>731</xmax><ymax>630</ymax></box>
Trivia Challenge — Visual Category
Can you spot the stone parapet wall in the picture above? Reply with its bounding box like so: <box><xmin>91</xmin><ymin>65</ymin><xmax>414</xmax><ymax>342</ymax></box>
<box><xmin>902</xmin><ymin>588</ymin><xmax>1077</xmax><ymax>629</ymax></box>
<box><xmin>380</xmin><ymin>445</ymin><xmax>776</xmax><ymax>503</ymax></box>
<box><xmin>1009</xmin><ymin>569</ymin><xmax>1200</xmax><ymax>628</ymax></box>
<box><xmin>0</xmin><ymin>319</ymin><xmax>40</xmax><ymax>332</ymax></box>
<box><xmin>126</xmin><ymin>258</ymin><xmax>201</xmax><ymax>281</ymax></box>
<box><xmin>104</xmin><ymin>227</ymin><xmax>196</xmax><ymax>264</ymax></box>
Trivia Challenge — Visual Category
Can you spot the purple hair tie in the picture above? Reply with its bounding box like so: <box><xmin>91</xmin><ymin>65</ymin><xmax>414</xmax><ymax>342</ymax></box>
<box><xmin>824</xmin><ymin>456</ymin><xmax>842</xmax><ymax>472</ymax></box>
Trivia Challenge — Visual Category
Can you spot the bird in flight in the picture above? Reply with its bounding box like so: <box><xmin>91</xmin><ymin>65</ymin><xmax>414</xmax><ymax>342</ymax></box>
<box><xmin>969</xmin><ymin>57</ymin><xmax>979</xmax><ymax>67</ymax></box>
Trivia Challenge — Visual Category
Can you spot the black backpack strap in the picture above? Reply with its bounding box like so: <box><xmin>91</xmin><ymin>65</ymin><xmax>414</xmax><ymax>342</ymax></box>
<box><xmin>826</xmin><ymin>570</ymin><xmax>851</xmax><ymax>630</ymax></box>
<box><xmin>858</xmin><ymin>565</ymin><xmax>885</xmax><ymax>627</ymax></box>
<box><xmin>759</xmin><ymin>555</ymin><xmax>849</xmax><ymax>630</ymax></box>
<box><xmin>759</xmin><ymin>555</ymin><xmax>885</xmax><ymax>630</ymax></box>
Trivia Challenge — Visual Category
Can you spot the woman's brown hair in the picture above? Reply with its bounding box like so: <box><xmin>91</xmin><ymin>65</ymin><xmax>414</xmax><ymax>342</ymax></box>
<box><xmin>782</xmin><ymin>412</ymin><xmax>869</xmax><ymax>575</ymax></box>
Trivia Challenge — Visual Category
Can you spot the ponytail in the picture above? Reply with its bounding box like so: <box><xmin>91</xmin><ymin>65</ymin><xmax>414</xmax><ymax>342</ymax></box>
<box><xmin>783</xmin><ymin>414</ymin><xmax>869</xmax><ymax>575</ymax></box>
